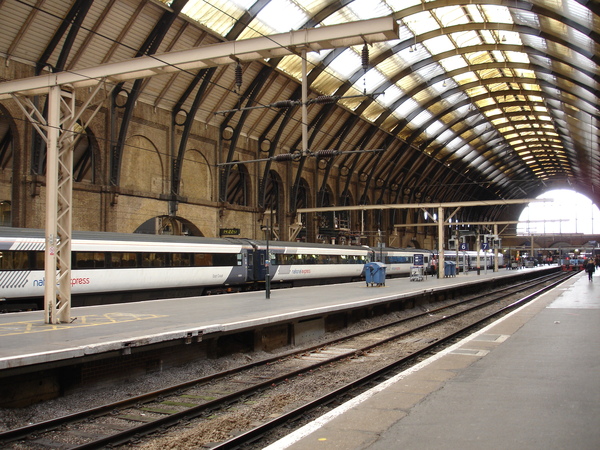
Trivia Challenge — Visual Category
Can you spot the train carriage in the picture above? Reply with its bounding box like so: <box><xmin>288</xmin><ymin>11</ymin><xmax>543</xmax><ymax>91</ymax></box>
<box><xmin>1</xmin><ymin>227</ymin><xmax>442</xmax><ymax>311</ymax></box>
<box><xmin>248</xmin><ymin>240</ymin><xmax>370</xmax><ymax>286</ymax></box>
<box><xmin>370</xmin><ymin>247</ymin><xmax>434</xmax><ymax>277</ymax></box>
<box><xmin>0</xmin><ymin>227</ymin><xmax>250</xmax><ymax>307</ymax></box>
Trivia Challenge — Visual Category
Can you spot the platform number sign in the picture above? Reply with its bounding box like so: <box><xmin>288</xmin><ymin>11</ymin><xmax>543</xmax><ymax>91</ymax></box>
<box><xmin>481</xmin><ymin>242</ymin><xmax>490</xmax><ymax>251</ymax></box>
<box><xmin>414</xmin><ymin>253</ymin><xmax>424</xmax><ymax>266</ymax></box>
<box><xmin>459</xmin><ymin>243</ymin><xmax>468</xmax><ymax>251</ymax></box>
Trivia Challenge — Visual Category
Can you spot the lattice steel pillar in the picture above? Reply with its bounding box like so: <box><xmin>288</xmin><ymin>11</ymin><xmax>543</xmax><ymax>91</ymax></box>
<box><xmin>44</xmin><ymin>85</ymin><xmax>74</xmax><ymax>324</ymax></box>
<box><xmin>437</xmin><ymin>206</ymin><xmax>445</xmax><ymax>279</ymax></box>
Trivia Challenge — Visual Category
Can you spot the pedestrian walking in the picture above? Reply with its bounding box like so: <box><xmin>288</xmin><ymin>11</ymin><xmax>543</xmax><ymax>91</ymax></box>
<box><xmin>585</xmin><ymin>258</ymin><xmax>595</xmax><ymax>281</ymax></box>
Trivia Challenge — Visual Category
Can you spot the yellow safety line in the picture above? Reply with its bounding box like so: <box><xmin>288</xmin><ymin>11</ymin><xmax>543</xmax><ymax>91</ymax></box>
<box><xmin>0</xmin><ymin>313</ymin><xmax>168</xmax><ymax>336</ymax></box>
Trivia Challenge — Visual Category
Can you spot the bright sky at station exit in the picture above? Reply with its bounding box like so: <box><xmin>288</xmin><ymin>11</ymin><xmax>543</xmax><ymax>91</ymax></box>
<box><xmin>517</xmin><ymin>189</ymin><xmax>600</xmax><ymax>235</ymax></box>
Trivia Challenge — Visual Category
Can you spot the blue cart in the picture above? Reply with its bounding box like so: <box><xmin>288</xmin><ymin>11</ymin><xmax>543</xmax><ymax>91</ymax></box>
<box><xmin>365</xmin><ymin>262</ymin><xmax>387</xmax><ymax>286</ymax></box>
<box><xmin>444</xmin><ymin>261</ymin><xmax>456</xmax><ymax>277</ymax></box>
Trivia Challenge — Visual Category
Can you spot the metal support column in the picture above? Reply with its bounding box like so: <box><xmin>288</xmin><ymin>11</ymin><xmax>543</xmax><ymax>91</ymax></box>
<box><xmin>437</xmin><ymin>206</ymin><xmax>444</xmax><ymax>278</ymax></box>
<box><xmin>45</xmin><ymin>85</ymin><xmax>74</xmax><ymax>324</ymax></box>
<box><xmin>11</xmin><ymin>82</ymin><xmax>111</xmax><ymax>324</ymax></box>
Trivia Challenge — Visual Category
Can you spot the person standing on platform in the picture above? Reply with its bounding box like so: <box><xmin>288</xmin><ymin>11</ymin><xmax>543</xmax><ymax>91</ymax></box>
<box><xmin>585</xmin><ymin>258</ymin><xmax>595</xmax><ymax>281</ymax></box>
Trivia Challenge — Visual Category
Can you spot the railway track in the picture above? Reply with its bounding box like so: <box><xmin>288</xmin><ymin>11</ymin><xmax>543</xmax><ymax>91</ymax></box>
<box><xmin>0</xmin><ymin>271</ymin><xmax>573</xmax><ymax>449</ymax></box>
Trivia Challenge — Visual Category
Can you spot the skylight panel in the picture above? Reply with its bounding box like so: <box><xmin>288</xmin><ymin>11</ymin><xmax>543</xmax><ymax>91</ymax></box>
<box><xmin>182</xmin><ymin>0</ymin><xmax>244</xmax><ymax>36</ymax></box>
<box><xmin>347</xmin><ymin>0</ymin><xmax>391</xmax><ymax>20</ymax></box>
<box><xmin>356</xmin><ymin>68</ymin><xmax>387</xmax><ymax>95</ymax></box>
<box><xmin>387</xmin><ymin>0</ymin><xmax>423</xmax><ymax>10</ymax></box>
<box><xmin>504</xmin><ymin>51</ymin><xmax>530</xmax><ymax>64</ymax></box>
<box><xmin>307</xmin><ymin>49</ymin><xmax>333</xmax><ymax>64</ymax></box>
<box><xmin>436</xmin><ymin>129</ymin><xmax>455</xmax><ymax>144</ymax></box>
<box><xmin>439</xmin><ymin>55</ymin><xmax>468</xmax><ymax>72</ymax></box>
<box><xmin>423</xmin><ymin>35</ymin><xmax>455</xmax><ymax>55</ymax></box>
<box><xmin>404</xmin><ymin>11</ymin><xmax>440</xmax><ymax>35</ymax></box>
<box><xmin>228</xmin><ymin>0</ymin><xmax>256</xmax><ymax>8</ymax></box>
<box><xmin>411</xmin><ymin>110</ymin><xmax>434</xmax><ymax>128</ymax></box>
<box><xmin>480</xmin><ymin>5</ymin><xmax>514</xmax><ymax>24</ymax></box>
<box><xmin>452</xmin><ymin>30</ymin><xmax>482</xmax><ymax>48</ymax></box>
<box><xmin>328</xmin><ymin>48</ymin><xmax>361</xmax><ymax>80</ymax></box>
<box><xmin>256</xmin><ymin>0</ymin><xmax>309</xmax><ymax>33</ymax></box>
<box><xmin>396</xmin><ymin>97</ymin><xmax>420</xmax><ymax>118</ymax></box>
<box><xmin>464</xmin><ymin>4</ymin><xmax>485</xmax><ymax>22</ymax></box>
<box><xmin>414</xmin><ymin>63</ymin><xmax>445</xmax><ymax>84</ymax></box>
<box><xmin>447</xmin><ymin>137</ymin><xmax>467</xmax><ymax>153</ymax></box>
<box><xmin>424</xmin><ymin>120</ymin><xmax>445</xmax><ymax>137</ymax></box>
<box><xmin>378</xmin><ymin>85</ymin><xmax>403</xmax><ymax>107</ymax></box>
<box><xmin>437</xmin><ymin>6</ymin><xmax>469</xmax><ymax>27</ymax></box>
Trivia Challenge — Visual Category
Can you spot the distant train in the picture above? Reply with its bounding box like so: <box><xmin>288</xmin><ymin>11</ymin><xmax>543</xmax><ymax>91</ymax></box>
<box><xmin>370</xmin><ymin>247</ymin><xmax>435</xmax><ymax>277</ymax></box>
<box><xmin>441</xmin><ymin>250</ymin><xmax>505</xmax><ymax>272</ymax></box>
<box><xmin>0</xmin><ymin>227</ymin><xmax>433</xmax><ymax>311</ymax></box>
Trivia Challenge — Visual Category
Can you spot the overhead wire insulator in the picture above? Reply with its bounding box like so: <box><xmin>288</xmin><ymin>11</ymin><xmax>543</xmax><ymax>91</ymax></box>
<box><xmin>362</xmin><ymin>43</ymin><xmax>369</xmax><ymax>95</ymax></box>
<box><xmin>310</xmin><ymin>96</ymin><xmax>337</xmax><ymax>105</ymax></box>
<box><xmin>271</xmin><ymin>153</ymin><xmax>294</xmax><ymax>162</ymax></box>
<box><xmin>272</xmin><ymin>100</ymin><xmax>296</xmax><ymax>109</ymax></box>
<box><xmin>361</xmin><ymin>43</ymin><xmax>369</xmax><ymax>72</ymax></box>
<box><xmin>272</xmin><ymin>152</ymin><xmax>302</xmax><ymax>162</ymax></box>
<box><xmin>234</xmin><ymin>62</ymin><xmax>243</xmax><ymax>92</ymax></box>
<box><xmin>313</xmin><ymin>149</ymin><xmax>340</xmax><ymax>158</ymax></box>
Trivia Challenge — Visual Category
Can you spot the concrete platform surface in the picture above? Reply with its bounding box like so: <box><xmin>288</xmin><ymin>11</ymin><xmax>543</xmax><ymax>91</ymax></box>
<box><xmin>267</xmin><ymin>270</ymin><xmax>600</xmax><ymax>450</ymax></box>
<box><xmin>0</xmin><ymin>266</ymin><xmax>552</xmax><ymax>370</ymax></box>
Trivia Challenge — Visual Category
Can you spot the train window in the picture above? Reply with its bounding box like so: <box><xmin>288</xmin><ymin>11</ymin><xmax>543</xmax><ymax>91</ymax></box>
<box><xmin>34</xmin><ymin>251</ymin><xmax>44</xmax><ymax>269</ymax></box>
<box><xmin>142</xmin><ymin>253</ymin><xmax>166</xmax><ymax>267</ymax></box>
<box><xmin>193</xmin><ymin>253</ymin><xmax>212</xmax><ymax>266</ymax></box>
<box><xmin>111</xmin><ymin>252</ymin><xmax>138</xmax><ymax>268</ymax></box>
<box><xmin>212</xmin><ymin>253</ymin><xmax>241</xmax><ymax>267</ymax></box>
<box><xmin>171</xmin><ymin>253</ymin><xmax>192</xmax><ymax>267</ymax></box>
<box><xmin>75</xmin><ymin>252</ymin><xmax>106</xmax><ymax>269</ymax></box>
<box><xmin>0</xmin><ymin>251</ymin><xmax>29</xmax><ymax>270</ymax></box>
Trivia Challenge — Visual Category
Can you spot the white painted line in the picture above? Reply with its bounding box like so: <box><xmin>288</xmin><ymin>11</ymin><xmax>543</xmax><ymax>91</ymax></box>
<box><xmin>264</xmin><ymin>294</ymin><xmax>540</xmax><ymax>449</ymax></box>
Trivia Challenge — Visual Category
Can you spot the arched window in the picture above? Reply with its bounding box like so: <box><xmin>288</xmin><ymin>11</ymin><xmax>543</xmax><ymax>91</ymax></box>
<box><xmin>225</xmin><ymin>162</ymin><xmax>249</xmax><ymax>206</ymax></box>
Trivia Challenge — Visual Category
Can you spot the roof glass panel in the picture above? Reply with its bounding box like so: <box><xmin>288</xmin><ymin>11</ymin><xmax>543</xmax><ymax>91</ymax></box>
<box><xmin>182</xmin><ymin>0</ymin><xmax>244</xmax><ymax>36</ymax></box>
<box><xmin>424</xmin><ymin>120</ymin><xmax>445</xmax><ymax>137</ymax></box>
<box><xmin>328</xmin><ymin>48</ymin><xmax>361</xmax><ymax>80</ymax></box>
<box><xmin>346</xmin><ymin>0</ymin><xmax>392</xmax><ymax>20</ymax></box>
<box><xmin>395</xmin><ymin>97</ymin><xmax>420</xmax><ymax>118</ymax></box>
<box><xmin>437</xmin><ymin>5</ymin><xmax>470</xmax><ymax>27</ymax></box>
<box><xmin>424</xmin><ymin>35</ymin><xmax>457</xmax><ymax>56</ymax></box>
<box><xmin>357</xmin><ymin>68</ymin><xmax>387</xmax><ymax>95</ymax></box>
<box><xmin>439</xmin><ymin>55</ymin><xmax>468</xmax><ymax>72</ymax></box>
<box><xmin>379</xmin><ymin>85</ymin><xmax>403</xmax><ymax>107</ymax></box>
<box><xmin>255</xmin><ymin>0</ymin><xmax>309</xmax><ymax>33</ymax></box>
<box><xmin>404</xmin><ymin>11</ymin><xmax>440</xmax><ymax>35</ymax></box>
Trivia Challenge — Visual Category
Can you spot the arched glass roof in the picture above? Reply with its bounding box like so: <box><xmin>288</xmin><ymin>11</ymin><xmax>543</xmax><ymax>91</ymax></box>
<box><xmin>176</xmin><ymin>0</ymin><xmax>598</xmax><ymax>201</ymax></box>
<box><xmin>0</xmin><ymin>0</ymin><xmax>597</xmax><ymax>214</ymax></box>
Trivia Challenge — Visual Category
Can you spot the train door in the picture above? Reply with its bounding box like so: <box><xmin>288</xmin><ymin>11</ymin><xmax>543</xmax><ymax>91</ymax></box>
<box><xmin>253</xmin><ymin>249</ymin><xmax>268</xmax><ymax>281</ymax></box>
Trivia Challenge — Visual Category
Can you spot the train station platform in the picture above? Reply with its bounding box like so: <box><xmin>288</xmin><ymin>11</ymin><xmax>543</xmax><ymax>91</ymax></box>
<box><xmin>266</xmin><ymin>269</ymin><xmax>600</xmax><ymax>450</ymax></box>
<box><xmin>0</xmin><ymin>265</ymin><xmax>561</xmax><ymax>407</ymax></box>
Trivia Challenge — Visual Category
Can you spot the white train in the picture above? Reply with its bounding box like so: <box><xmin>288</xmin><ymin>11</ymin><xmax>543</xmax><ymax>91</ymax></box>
<box><xmin>0</xmin><ymin>227</ymin><xmax>438</xmax><ymax>311</ymax></box>
<box><xmin>370</xmin><ymin>247</ymin><xmax>435</xmax><ymax>277</ymax></box>
<box><xmin>442</xmin><ymin>250</ymin><xmax>505</xmax><ymax>271</ymax></box>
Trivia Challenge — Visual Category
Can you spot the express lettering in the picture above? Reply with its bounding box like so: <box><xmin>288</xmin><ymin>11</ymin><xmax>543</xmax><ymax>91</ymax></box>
<box><xmin>33</xmin><ymin>277</ymin><xmax>91</xmax><ymax>287</ymax></box>
<box><xmin>71</xmin><ymin>278</ymin><xmax>90</xmax><ymax>286</ymax></box>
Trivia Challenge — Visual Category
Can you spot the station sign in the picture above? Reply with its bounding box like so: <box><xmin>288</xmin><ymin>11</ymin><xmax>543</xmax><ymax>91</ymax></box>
<box><xmin>220</xmin><ymin>228</ymin><xmax>240</xmax><ymax>236</ymax></box>
<box><xmin>481</xmin><ymin>242</ymin><xmax>490</xmax><ymax>251</ymax></box>
<box><xmin>414</xmin><ymin>253</ymin><xmax>424</xmax><ymax>266</ymax></box>
<box><xmin>459</xmin><ymin>243</ymin><xmax>469</xmax><ymax>251</ymax></box>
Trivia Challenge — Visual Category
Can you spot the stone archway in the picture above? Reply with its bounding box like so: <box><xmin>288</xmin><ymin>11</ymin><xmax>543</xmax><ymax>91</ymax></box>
<box><xmin>134</xmin><ymin>216</ymin><xmax>203</xmax><ymax>236</ymax></box>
